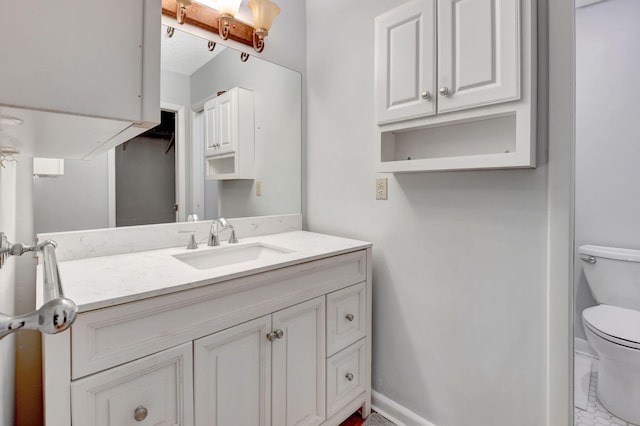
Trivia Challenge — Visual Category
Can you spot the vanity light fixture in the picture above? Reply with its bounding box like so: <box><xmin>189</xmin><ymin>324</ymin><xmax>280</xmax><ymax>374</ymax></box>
<box><xmin>216</xmin><ymin>0</ymin><xmax>243</xmax><ymax>40</ymax></box>
<box><xmin>175</xmin><ymin>0</ymin><xmax>192</xmax><ymax>24</ymax></box>
<box><xmin>248</xmin><ymin>0</ymin><xmax>280</xmax><ymax>53</ymax></box>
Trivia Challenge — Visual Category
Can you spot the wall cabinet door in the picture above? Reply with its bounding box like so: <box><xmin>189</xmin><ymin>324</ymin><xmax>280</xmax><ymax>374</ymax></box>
<box><xmin>375</xmin><ymin>0</ymin><xmax>437</xmax><ymax>125</ymax></box>
<box><xmin>272</xmin><ymin>297</ymin><xmax>326</xmax><ymax>426</ymax></box>
<box><xmin>216</xmin><ymin>90</ymin><xmax>238</xmax><ymax>155</ymax></box>
<box><xmin>437</xmin><ymin>0</ymin><xmax>521</xmax><ymax>113</ymax></box>
<box><xmin>204</xmin><ymin>99</ymin><xmax>220</xmax><ymax>157</ymax></box>
<box><xmin>194</xmin><ymin>316</ymin><xmax>272</xmax><ymax>426</ymax></box>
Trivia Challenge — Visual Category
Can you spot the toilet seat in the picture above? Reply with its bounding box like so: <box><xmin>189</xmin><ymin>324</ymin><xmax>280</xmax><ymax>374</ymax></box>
<box><xmin>583</xmin><ymin>305</ymin><xmax>640</xmax><ymax>350</ymax></box>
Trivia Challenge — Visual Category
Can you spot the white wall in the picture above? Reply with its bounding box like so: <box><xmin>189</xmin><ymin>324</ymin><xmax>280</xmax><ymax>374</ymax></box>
<box><xmin>574</xmin><ymin>0</ymin><xmax>640</xmax><ymax>340</ymax></box>
<box><xmin>306</xmin><ymin>1</ymin><xmax>550</xmax><ymax>424</ymax></box>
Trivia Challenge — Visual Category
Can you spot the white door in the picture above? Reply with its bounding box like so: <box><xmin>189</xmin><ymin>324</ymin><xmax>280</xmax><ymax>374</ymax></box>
<box><xmin>375</xmin><ymin>0</ymin><xmax>436</xmax><ymax>125</ymax></box>
<box><xmin>217</xmin><ymin>89</ymin><xmax>238</xmax><ymax>154</ymax></box>
<box><xmin>204</xmin><ymin>98</ymin><xmax>219</xmax><ymax>156</ymax></box>
<box><xmin>437</xmin><ymin>0</ymin><xmax>521</xmax><ymax>113</ymax></box>
<box><xmin>271</xmin><ymin>297</ymin><xmax>326</xmax><ymax>426</ymax></box>
<box><xmin>194</xmin><ymin>316</ymin><xmax>272</xmax><ymax>426</ymax></box>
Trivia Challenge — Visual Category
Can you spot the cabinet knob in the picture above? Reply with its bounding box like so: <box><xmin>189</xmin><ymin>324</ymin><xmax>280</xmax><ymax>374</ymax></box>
<box><xmin>267</xmin><ymin>330</ymin><xmax>284</xmax><ymax>342</ymax></box>
<box><xmin>134</xmin><ymin>406</ymin><xmax>148</xmax><ymax>422</ymax></box>
<box><xmin>439</xmin><ymin>87</ymin><xmax>449</xmax><ymax>96</ymax></box>
<box><xmin>345</xmin><ymin>372</ymin><xmax>354</xmax><ymax>382</ymax></box>
<box><xmin>345</xmin><ymin>314</ymin><xmax>354</xmax><ymax>322</ymax></box>
<box><xmin>421</xmin><ymin>91</ymin><xmax>431</xmax><ymax>100</ymax></box>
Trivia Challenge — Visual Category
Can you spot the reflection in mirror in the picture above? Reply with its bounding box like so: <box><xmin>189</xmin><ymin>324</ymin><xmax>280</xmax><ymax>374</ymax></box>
<box><xmin>33</xmin><ymin>25</ymin><xmax>301</xmax><ymax>234</ymax></box>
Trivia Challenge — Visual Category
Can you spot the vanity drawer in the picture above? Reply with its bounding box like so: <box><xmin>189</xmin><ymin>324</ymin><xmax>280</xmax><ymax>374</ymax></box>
<box><xmin>326</xmin><ymin>339</ymin><xmax>366</xmax><ymax>418</ymax></box>
<box><xmin>70</xmin><ymin>342</ymin><xmax>194</xmax><ymax>426</ymax></box>
<box><xmin>71</xmin><ymin>250</ymin><xmax>367</xmax><ymax>378</ymax></box>
<box><xmin>327</xmin><ymin>282</ymin><xmax>366</xmax><ymax>356</ymax></box>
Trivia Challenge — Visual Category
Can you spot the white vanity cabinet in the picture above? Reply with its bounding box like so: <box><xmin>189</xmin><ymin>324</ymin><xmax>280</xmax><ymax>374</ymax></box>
<box><xmin>43</xmin><ymin>248</ymin><xmax>372</xmax><ymax>426</ymax></box>
<box><xmin>0</xmin><ymin>0</ymin><xmax>161</xmax><ymax>159</ymax></box>
<box><xmin>204</xmin><ymin>87</ymin><xmax>255</xmax><ymax>180</ymax></box>
<box><xmin>375</xmin><ymin>0</ymin><xmax>536</xmax><ymax>172</ymax></box>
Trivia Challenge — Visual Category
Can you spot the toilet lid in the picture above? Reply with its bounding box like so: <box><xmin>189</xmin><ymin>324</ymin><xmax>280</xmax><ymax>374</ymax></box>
<box><xmin>583</xmin><ymin>305</ymin><xmax>640</xmax><ymax>348</ymax></box>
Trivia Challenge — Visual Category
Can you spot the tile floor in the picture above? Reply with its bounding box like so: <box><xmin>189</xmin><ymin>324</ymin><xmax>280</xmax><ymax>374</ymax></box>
<box><xmin>574</xmin><ymin>355</ymin><xmax>638</xmax><ymax>426</ymax></box>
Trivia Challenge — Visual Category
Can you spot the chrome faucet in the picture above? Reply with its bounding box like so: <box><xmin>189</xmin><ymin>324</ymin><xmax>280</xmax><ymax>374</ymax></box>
<box><xmin>208</xmin><ymin>218</ymin><xmax>238</xmax><ymax>246</ymax></box>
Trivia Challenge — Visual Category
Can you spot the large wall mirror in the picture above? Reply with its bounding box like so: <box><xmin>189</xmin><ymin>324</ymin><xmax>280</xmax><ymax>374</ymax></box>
<box><xmin>33</xmin><ymin>25</ymin><xmax>301</xmax><ymax>234</ymax></box>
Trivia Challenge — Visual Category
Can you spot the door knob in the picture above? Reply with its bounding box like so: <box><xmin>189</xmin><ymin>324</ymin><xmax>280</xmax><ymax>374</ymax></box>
<box><xmin>345</xmin><ymin>373</ymin><xmax>354</xmax><ymax>382</ymax></box>
<box><xmin>345</xmin><ymin>314</ymin><xmax>354</xmax><ymax>322</ymax></box>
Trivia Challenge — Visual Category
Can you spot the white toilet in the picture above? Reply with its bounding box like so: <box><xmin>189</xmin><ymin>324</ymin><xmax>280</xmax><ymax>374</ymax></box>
<box><xmin>580</xmin><ymin>245</ymin><xmax>640</xmax><ymax>424</ymax></box>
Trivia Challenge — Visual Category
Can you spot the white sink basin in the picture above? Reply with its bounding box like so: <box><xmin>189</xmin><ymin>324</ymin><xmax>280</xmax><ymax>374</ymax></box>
<box><xmin>172</xmin><ymin>243</ymin><xmax>293</xmax><ymax>270</ymax></box>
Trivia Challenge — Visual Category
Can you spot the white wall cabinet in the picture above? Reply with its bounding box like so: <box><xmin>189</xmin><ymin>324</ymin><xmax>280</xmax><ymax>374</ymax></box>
<box><xmin>375</xmin><ymin>0</ymin><xmax>536</xmax><ymax>172</ymax></box>
<box><xmin>44</xmin><ymin>249</ymin><xmax>372</xmax><ymax>426</ymax></box>
<box><xmin>0</xmin><ymin>0</ymin><xmax>161</xmax><ymax>160</ymax></box>
<box><xmin>204</xmin><ymin>87</ymin><xmax>255</xmax><ymax>180</ymax></box>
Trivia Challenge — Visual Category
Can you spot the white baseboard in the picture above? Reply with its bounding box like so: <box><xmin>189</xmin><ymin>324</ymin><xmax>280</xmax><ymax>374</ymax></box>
<box><xmin>575</xmin><ymin>337</ymin><xmax>597</xmax><ymax>358</ymax></box>
<box><xmin>371</xmin><ymin>390</ymin><xmax>436</xmax><ymax>426</ymax></box>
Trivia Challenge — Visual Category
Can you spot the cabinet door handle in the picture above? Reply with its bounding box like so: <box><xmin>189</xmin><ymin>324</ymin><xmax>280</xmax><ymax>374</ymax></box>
<box><xmin>134</xmin><ymin>406</ymin><xmax>148</xmax><ymax>422</ymax></box>
<box><xmin>439</xmin><ymin>87</ymin><xmax>449</xmax><ymax>96</ymax></box>
<box><xmin>274</xmin><ymin>329</ymin><xmax>284</xmax><ymax>339</ymax></box>
<box><xmin>421</xmin><ymin>91</ymin><xmax>431</xmax><ymax>100</ymax></box>
<box><xmin>345</xmin><ymin>314</ymin><xmax>354</xmax><ymax>322</ymax></box>
<box><xmin>345</xmin><ymin>373</ymin><xmax>354</xmax><ymax>382</ymax></box>
<box><xmin>266</xmin><ymin>331</ymin><xmax>277</xmax><ymax>342</ymax></box>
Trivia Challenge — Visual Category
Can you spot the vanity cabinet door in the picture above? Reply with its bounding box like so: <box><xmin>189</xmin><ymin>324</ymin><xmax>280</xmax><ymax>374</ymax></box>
<box><xmin>194</xmin><ymin>315</ymin><xmax>272</xmax><ymax>426</ymax></box>
<box><xmin>272</xmin><ymin>297</ymin><xmax>326</xmax><ymax>426</ymax></box>
<box><xmin>375</xmin><ymin>0</ymin><xmax>437</xmax><ymax>125</ymax></box>
<box><xmin>70</xmin><ymin>343</ymin><xmax>193</xmax><ymax>426</ymax></box>
<box><xmin>436</xmin><ymin>0</ymin><xmax>521</xmax><ymax>113</ymax></box>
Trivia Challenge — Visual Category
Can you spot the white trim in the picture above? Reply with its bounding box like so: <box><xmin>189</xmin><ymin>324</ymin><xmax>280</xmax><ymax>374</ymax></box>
<box><xmin>575</xmin><ymin>0</ymin><xmax>606</xmax><ymax>9</ymax></box>
<box><xmin>107</xmin><ymin>149</ymin><xmax>116</xmax><ymax>227</ymax></box>
<box><xmin>575</xmin><ymin>337</ymin><xmax>597</xmax><ymax>358</ymax></box>
<box><xmin>191</xmin><ymin>110</ymin><xmax>205</xmax><ymax>219</ymax></box>
<box><xmin>546</xmin><ymin>0</ymin><xmax>576</xmax><ymax>424</ymax></box>
<box><xmin>162</xmin><ymin>102</ymin><xmax>187</xmax><ymax>222</ymax></box>
<box><xmin>371</xmin><ymin>391</ymin><xmax>435</xmax><ymax>426</ymax></box>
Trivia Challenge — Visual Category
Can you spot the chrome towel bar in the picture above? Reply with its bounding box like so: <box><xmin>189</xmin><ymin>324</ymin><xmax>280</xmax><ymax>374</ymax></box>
<box><xmin>0</xmin><ymin>232</ymin><xmax>78</xmax><ymax>341</ymax></box>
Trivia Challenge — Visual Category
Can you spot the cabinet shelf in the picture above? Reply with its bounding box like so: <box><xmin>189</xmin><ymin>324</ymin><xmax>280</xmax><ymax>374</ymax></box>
<box><xmin>377</xmin><ymin>111</ymin><xmax>535</xmax><ymax>173</ymax></box>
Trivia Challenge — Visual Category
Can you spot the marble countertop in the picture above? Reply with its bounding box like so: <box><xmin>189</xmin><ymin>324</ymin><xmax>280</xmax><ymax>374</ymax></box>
<box><xmin>41</xmin><ymin>231</ymin><xmax>371</xmax><ymax>313</ymax></box>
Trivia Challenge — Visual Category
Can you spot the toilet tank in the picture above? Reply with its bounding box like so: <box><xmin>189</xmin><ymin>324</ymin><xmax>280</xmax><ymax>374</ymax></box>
<box><xmin>579</xmin><ymin>245</ymin><xmax>640</xmax><ymax>310</ymax></box>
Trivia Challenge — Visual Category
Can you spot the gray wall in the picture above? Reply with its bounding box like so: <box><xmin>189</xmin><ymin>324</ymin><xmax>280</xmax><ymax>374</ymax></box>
<box><xmin>33</xmin><ymin>153</ymin><xmax>110</xmax><ymax>233</ymax></box>
<box><xmin>574</xmin><ymin>0</ymin><xmax>640</xmax><ymax>340</ymax></box>
<box><xmin>190</xmin><ymin>48</ymin><xmax>301</xmax><ymax>218</ymax></box>
<box><xmin>306</xmin><ymin>0</ymin><xmax>548</xmax><ymax>424</ymax></box>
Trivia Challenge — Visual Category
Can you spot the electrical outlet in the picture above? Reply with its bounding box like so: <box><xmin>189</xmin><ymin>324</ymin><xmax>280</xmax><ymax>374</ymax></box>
<box><xmin>256</xmin><ymin>181</ymin><xmax>262</xmax><ymax>196</ymax></box>
<box><xmin>376</xmin><ymin>177</ymin><xmax>388</xmax><ymax>200</ymax></box>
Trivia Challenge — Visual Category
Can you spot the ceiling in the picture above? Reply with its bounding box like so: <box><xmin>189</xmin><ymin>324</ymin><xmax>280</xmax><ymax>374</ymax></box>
<box><xmin>160</xmin><ymin>25</ymin><xmax>227</xmax><ymax>76</ymax></box>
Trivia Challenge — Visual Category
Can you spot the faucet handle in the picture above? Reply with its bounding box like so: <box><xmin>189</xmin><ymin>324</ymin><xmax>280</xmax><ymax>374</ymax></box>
<box><xmin>178</xmin><ymin>230</ymin><xmax>198</xmax><ymax>250</ymax></box>
<box><xmin>228</xmin><ymin>229</ymin><xmax>238</xmax><ymax>244</ymax></box>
